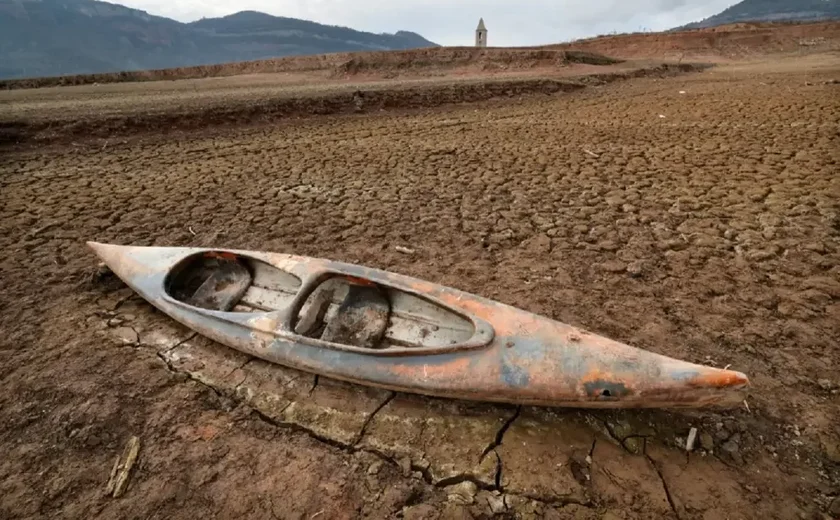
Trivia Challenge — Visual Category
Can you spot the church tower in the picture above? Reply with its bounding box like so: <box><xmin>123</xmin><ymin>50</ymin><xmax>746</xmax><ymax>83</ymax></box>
<box><xmin>475</xmin><ymin>18</ymin><xmax>487</xmax><ymax>47</ymax></box>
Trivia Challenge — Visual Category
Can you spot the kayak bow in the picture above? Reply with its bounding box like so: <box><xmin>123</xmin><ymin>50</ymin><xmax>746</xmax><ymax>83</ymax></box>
<box><xmin>88</xmin><ymin>242</ymin><xmax>749</xmax><ymax>409</ymax></box>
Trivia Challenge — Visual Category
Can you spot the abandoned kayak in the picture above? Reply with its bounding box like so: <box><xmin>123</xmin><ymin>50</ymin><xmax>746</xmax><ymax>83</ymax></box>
<box><xmin>88</xmin><ymin>242</ymin><xmax>749</xmax><ymax>409</ymax></box>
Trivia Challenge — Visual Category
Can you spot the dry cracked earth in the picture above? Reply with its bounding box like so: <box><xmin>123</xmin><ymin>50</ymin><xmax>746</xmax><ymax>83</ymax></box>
<box><xmin>1</xmin><ymin>55</ymin><xmax>839</xmax><ymax>519</ymax></box>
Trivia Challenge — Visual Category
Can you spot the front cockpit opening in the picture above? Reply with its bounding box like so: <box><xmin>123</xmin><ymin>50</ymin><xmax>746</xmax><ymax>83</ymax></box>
<box><xmin>165</xmin><ymin>252</ymin><xmax>301</xmax><ymax>312</ymax></box>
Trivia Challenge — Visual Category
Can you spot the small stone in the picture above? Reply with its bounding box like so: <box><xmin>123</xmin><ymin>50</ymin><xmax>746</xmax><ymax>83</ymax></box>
<box><xmin>446</xmin><ymin>481</ymin><xmax>477</xmax><ymax>505</ymax></box>
<box><xmin>487</xmin><ymin>494</ymin><xmax>506</xmax><ymax>514</ymax></box>
<box><xmin>112</xmin><ymin>327</ymin><xmax>138</xmax><ymax>345</ymax></box>
<box><xmin>367</xmin><ymin>461</ymin><xmax>383</xmax><ymax>475</ymax></box>
<box><xmin>721</xmin><ymin>437</ymin><xmax>740</xmax><ymax>461</ymax></box>
<box><xmin>622</xmin><ymin>204</ymin><xmax>637</xmax><ymax>213</ymax></box>
<box><xmin>402</xmin><ymin>504</ymin><xmax>438</xmax><ymax>520</ymax></box>
<box><xmin>573</xmin><ymin>224</ymin><xmax>589</xmax><ymax>234</ymax></box>
<box><xmin>820</xmin><ymin>434</ymin><xmax>840</xmax><ymax>463</ymax></box>
<box><xmin>397</xmin><ymin>456</ymin><xmax>411</xmax><ymax>477</ymax></box>
<box><xmin>746</xmin><ymin>249</ymin><xmax>777</xmax><ymax>262</ymax></box>
<box><xmin>626</xmin><ymin>260</ymin><xmax>645</xmax><ymax>278</ymax></box>
<box><xmin>724</xmin><ymin>229</ymin><xmax>737</xmax><ymax>240</ymax></box>
<box><xmin>621</xmin><ymin>437</ymin><xmax>643</xmax><ymax>454</ymax></box>
<box><xmin>107</xmin><ymin>317</ymin><xmax>125</xmax><ymax>327</ymax></box>
<box><xmin>365</xmin><ymin>475</ymin><xmax>379</xmax><ymax>491</ymax></box>
<box><xmin>829</xmin><ymin>496</ymin><xmax>840</xmax><ymax>516</ymax></box>
<box><xmin>121</xmin><ymin>314</ymin><xmax>136</xmax><ymax>322</ymax></box>
<box><xmin>504</xmin><ymin>494</ymin><xmax>527</xmax><ymax>509</ymax></box>
<box><xmin>700</xmin><ymin>432</ymin><xmax>715</xmax><ymax>451</ymax></box>
<box><xmin>686</xmin><ymin>427</ymin><xmax>698</xmax><ymax>452</ymax></box>
<box><xmin>598</xmin><ymin>260</ymin><xmax>627</xmax><ymax>273</ymax></box>
<box><xmin>663</xmin><ymin>238</ymin><xmax>688</xmax><ymax>251</ymax></box>
<box><xmin>522</xmin><ymin>233</ymin><xmax>552</xmax><ymax>254</ymax></box>
<box><xmin>817</xmin><ymin>379</ymin><xmax>834</xmax><ymax>391</ymax></box>
<box><xmin>803</xmin><ymin>242</ymin><xmax>827</xmax><ymax>254</ymax></box>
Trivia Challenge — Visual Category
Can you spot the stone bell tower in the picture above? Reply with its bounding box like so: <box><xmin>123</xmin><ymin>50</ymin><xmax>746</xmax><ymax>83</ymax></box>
<box><xmin>475</xmin><ymin>18</ymin><xmax>487</xmax><ymax>47</ymax></box>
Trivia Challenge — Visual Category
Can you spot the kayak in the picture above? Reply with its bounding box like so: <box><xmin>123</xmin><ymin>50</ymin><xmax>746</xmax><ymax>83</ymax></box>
<box><xmin>88</xmin><ymin>242</ymin><xmax>749</xmax><ymax>408</ymax></box>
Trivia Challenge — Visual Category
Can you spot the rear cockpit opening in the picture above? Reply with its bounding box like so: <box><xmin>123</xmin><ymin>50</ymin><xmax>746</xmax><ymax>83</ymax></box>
<box><xmin>293</xmin><ymin>276</ymin><xmax>476</xmax><ymax>350</ymax></box>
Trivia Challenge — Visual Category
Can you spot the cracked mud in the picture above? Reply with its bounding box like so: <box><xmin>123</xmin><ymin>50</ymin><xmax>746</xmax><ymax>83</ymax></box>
<box><xmin>1</xmin><ymin>53</ymin><xmax>839</xmax><ymax>519</ymax></box>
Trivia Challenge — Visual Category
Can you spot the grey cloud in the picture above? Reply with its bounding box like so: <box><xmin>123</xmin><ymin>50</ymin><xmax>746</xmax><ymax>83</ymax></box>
<box><xmin>119</xmin><ymin>0</ymin><xmax>735</xmax><ymax>46</ymax></box>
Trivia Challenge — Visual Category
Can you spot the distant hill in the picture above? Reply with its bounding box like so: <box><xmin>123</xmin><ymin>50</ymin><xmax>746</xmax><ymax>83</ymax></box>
<box><xmin>0</xmin><ymin>0</ymin><xmax>438</xmax><ymax>79</ymax></box>
<box><xmin>679</xmin><ymin>0</ymin><xmax>840</xmax><ymax>29</ymax></box>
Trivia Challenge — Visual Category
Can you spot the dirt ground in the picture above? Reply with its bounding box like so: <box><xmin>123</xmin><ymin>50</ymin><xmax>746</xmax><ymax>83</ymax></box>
<box><xmin>550</xmin><ymin>21</ymin><xmax>840</xmax><ymax>61</ymax></box>
<box><xmin>1</xmin><ymin>50</ymin><xmax>839</xmax><ymax>520</ymax></box>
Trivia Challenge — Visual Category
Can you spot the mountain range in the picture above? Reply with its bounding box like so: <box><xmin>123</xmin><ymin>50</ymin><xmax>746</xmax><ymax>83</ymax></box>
<box><xmin>0</xmin><ymin>0</ymin><xmax>437</xmax><ymax>79</ymax></box>
<box><xmin>679</xmin><ymin>0</ymin><xmax>840</xmax><ymax>29</ymax></box>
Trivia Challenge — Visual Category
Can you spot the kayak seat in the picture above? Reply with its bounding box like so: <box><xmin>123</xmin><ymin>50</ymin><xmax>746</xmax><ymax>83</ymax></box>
<box><xmin>319</xmin><ymin>284</ymin><xmax>390</xmax><ymax>349</ymax></box>
<box><xmin>296</xmin><ymin>278</ymin><xmax>391</xmax><ymax>349</ymax></box>
<box><xmin>168</xmin><ymin>254</ymin><xmax>253</xmax><ymax>311</ymax></box>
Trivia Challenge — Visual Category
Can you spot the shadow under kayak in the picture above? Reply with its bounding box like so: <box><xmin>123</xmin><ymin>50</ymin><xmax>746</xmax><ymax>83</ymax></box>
<box><xmin>88</xmin><ymin>242</ymin><xmax>750</xmax><ymax>409</ymax></box>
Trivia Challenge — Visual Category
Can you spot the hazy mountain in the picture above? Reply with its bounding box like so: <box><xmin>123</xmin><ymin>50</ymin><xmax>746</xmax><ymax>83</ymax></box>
<box><xmin>679</xmin><ymin>0</ymin><xmax>840</xmax><ymax>30</ymax></box>
<box><xmin>0</xmin><ymin>0</ymin><xmax>438</xmax><ymax>79</ymax></box>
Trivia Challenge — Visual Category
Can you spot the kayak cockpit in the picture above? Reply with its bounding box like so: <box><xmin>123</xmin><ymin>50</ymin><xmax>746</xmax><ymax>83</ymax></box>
<box><xmin>165</xmin><ymin>252</ymin><xmax>477</xmax><ymax>351</ymax></box>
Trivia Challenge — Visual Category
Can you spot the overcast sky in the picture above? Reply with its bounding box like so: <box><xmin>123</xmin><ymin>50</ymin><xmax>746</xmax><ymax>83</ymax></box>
<box><xmin>118</xmin><ymin>0</ymin><xmax>738</xmax><ymax>46</ymax></box>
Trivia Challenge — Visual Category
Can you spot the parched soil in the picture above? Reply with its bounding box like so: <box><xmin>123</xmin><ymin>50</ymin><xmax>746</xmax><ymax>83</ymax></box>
<box><xmin>1</xmin><ymin>53</ymin><xmax>839</xmax><ymax>519</ymax></box>
<box><xmin>549</xmin><ymin>21</ymin><xmax>840</xmax><ymax>60</ymax></box>
<box><xmin>0</xmin><ymin>48</ymin><xmax>622</xmax><ymax>91</ymax></box>
<box><xmin>0</xmin><ymin>62</ymin><xmax>705</xmax><ymax>146</ymax></box>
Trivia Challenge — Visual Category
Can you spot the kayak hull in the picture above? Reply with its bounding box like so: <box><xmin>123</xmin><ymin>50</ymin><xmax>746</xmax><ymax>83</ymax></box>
<box><xmin>88</xmin><ymin>242</ymin><xmax>749</xmax><ymax>409</ymax></box>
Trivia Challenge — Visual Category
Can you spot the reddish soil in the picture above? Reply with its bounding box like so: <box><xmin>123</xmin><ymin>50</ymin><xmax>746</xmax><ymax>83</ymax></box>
<box><xmin>0</xmin><ymin>63</ymin><xmax>704</xmax><ymax>146</ymax></box>
<box><xmin>0</xmin><ymin>49</ymin><xmax>839</xmax><ymax>520</ymax></box>
<box><xmin>0</xmin><ymin>48</ymin><xmax>619</xmax><ymax>91</ymax></box>
<box><xmin>549</xmin><ymin>21</ymin><xmax>840</xmax><ymax>61</ymax></box>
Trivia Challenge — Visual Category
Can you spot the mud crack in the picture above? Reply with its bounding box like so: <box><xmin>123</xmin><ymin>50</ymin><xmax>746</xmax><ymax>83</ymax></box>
<box><xmin>149</xmin><ymin>344</ymin><xmax>596</xmax><ymax>510</ymax></box>
<box><xmin>592</xmin><ymin>414</ymin><xmax>652</xmax><ymax>454</ymax></box>
<box><xmin>492</xmin><ymin>449</ymin><xmax>503</xmax><ymax>488</ymax></box>
<box><xmin>480</xmin><ymin>405</ymin><xmax>521</xmax><ymax>460</ymax></box>
<box><xmin>353</xmin><ymin>391</ymin><xmax>395</xmax><ymax>446</ymax></box>
<box><xmin>645</xmin><ymin>450</ymin><xmax>680</xmax><ymax>519</ymax></box>
<box><xmin>225</xmin><ymin>357</ymin><xmax>254</xmax><ymax>388</ymax></box>
<box><xmin>154</xmin><ymin>337</ymin><xmax>228</xmax><ymax>400</ymax></box>
<box><xmin>152</xmin><ymin>332</ymin><xmax>198</xmax><ymax>354</ymax></box>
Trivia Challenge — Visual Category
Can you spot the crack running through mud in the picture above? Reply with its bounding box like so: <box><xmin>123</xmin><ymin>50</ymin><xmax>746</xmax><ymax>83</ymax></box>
<box><xmin>645</xmin><ymin>448</ymin><xmax>680</xmax><ymax>519</ymax></box>
<box><xmin>353</xmin><ymin>392</ymin><xmax>395</xmax><ymax>446</ymax></box>
<box><xmin>154</xmin><ymin>332</ymin><xmax>199</xmax><ymax>354</ymax></box>
<box><xmin>144</xmin><ymin>338</ymin><xmax>601</xmax><ymax>511</ymax></box>
<box><xmin>224</xmin><ymin>357</ymin><xmax>253</xmax><ymax>387</ymax></box>
<box><xmin>480</xmin><ymin>405</ymin><xmax>521</xmax><ymax>460</ymax></box>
